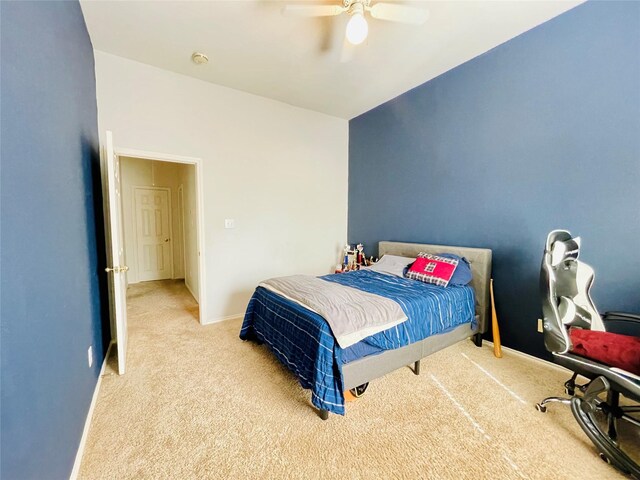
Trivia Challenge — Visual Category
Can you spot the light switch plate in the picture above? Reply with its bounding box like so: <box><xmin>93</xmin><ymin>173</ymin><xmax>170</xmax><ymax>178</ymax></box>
<box><xmin>224</xmin><ymin>219</ymin><xmax>235</xmax><ymax>229</ymax></box>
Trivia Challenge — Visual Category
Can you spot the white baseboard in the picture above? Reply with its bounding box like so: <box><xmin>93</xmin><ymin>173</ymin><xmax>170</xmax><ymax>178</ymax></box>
<box><xmin>484</xmin><ymin>340</ymin><xmax>571</xmax><ymax>374</ymax></box>
<box><xmin>69</xmin><ymin>341</ymin><xmax>113</xmax><ymax>480</ymax></box>
<box><xmin>202</xmin><ymin>313</ymin><xmax>244</xmax><ymax>326</ymax></box>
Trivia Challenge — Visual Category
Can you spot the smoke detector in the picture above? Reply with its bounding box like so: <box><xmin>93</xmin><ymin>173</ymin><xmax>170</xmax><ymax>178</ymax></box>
<box><xmin>191</xmin><ymin>52</ymin><xmax>209</xmax><ymax>65</ymax></box>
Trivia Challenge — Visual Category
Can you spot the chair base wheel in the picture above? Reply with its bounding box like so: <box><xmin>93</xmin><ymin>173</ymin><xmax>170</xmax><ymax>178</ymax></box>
<box><xmin>599</xmin><ymin>453</ymin><xmax>611</xmax><ymax>465</ymax></box>
<box><xmin>564</xmin><ymin>377</ymin><xmax>577</xmax><ymax>396</ymax></box>
<box><xmin>349</xmin><ymin>382</ymin><xmax>369</xmax><ymax>398</ymax></box>
<box><xmin>536</xmin><ymin>403</ymin><xmax>547</xmax><ymax>413</ymax></box>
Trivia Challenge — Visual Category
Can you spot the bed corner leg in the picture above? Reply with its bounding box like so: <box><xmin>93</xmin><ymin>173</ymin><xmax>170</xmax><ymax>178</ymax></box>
<box><xmin>473</xmin><ymin>333</ymin><xmax>483</xmax><ymax>347</ymax></box>
<box><xmin>414</xmin><ymin>360</ymin><xmax>421</xmax><ymax>375</ymax></box>
<box><xmin>318</xmin><ymin>409</ymin><xmax>329</xmax><ymax>421</ymax></box>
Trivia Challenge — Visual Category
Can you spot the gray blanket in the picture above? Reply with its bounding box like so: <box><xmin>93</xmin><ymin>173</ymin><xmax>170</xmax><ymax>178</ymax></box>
<box><xmin>259</xmin><ymin>275</ymin><xmax>407</xmax><ymax>348</ymax></box>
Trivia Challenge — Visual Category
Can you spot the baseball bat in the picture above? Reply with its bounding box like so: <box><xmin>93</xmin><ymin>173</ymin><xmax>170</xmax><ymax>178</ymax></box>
<box><xmin>490</xmin><ymin>279</ymin><xmax>503</xmax><ymax>358</ymax></box>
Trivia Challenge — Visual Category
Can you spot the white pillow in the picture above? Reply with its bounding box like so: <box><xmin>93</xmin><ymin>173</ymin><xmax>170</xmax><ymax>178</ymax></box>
<box><xmin>363</xmin><ymin>254</ymin><xmax>415</xmax><ymax>277</ymax></box>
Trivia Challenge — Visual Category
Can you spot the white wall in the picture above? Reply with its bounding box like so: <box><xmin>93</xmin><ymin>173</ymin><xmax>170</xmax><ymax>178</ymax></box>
<box><xmin>94</xmin><ymin>51</ymin><xmax>349</xmax><ymax>322</ymax></box>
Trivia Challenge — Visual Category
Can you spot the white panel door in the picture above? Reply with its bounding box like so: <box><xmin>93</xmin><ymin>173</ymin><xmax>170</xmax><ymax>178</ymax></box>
<box><xmin>104</xmin><ymin>131</ymin><xmax>129</xmax><ymax>375</ymax></box>
<box><xmin>135</xmin><ymin>188</ymin><xmax>172</xmax><ymax>281</ymax></box>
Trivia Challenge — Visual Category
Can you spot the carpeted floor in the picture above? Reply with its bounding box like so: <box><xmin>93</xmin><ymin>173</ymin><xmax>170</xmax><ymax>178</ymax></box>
<box><xmin>78</xmin><ymin>280</ymin><xmax>637</xmax><ymax>479</ymax></box>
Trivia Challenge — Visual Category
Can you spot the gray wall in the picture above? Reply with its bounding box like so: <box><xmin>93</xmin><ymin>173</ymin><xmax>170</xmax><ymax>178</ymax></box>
<box><xmin>1</xmin><ymin>2</ymin><xmax>108</xmax><ymax>478</ymax></box>
<box><xmin>348</xmin><ymin>1</ymin><xmax>640</xmax><ymax>358</ymax></box>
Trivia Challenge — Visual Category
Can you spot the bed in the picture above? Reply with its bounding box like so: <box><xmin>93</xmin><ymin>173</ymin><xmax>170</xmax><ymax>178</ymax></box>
<box><xmin>240</xmin><ymin>241</ymin><xmax>492</xmax><ymax>419</ymax></box>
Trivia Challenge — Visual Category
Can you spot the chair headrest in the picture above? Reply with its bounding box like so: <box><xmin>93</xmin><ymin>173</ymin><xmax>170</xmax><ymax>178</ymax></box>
<box><xmin>549</xmin><ymin>237</ymin><xmax>581</xmax><ymax>267</ymax></box>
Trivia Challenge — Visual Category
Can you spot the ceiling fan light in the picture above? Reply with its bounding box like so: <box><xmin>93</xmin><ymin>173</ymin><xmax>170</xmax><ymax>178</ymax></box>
<box><xmin>346</xmin><ymin>12</ymin><xmax>368</xmax><ymax>45</ymax></box>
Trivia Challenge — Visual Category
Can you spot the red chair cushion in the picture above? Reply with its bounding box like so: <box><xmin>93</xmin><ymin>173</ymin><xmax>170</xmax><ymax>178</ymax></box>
<box><xmin>570</xmin><ymin>328</ymin><xmax>640</xmax><ymax>376</ymax></box>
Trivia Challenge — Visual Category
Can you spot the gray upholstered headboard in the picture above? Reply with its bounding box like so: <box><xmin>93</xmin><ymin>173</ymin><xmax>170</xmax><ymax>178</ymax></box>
<box><xmin>379</xmin><ymin>241</ymin><xmax>493</xmax><ymax>334</ymax></box>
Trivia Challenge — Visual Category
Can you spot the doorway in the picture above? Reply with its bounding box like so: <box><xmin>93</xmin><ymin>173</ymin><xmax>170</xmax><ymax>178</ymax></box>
<box><xmin>116</xmin><ymin>150</ymin><xmax>206</xmax><ymax>325</ymax></box>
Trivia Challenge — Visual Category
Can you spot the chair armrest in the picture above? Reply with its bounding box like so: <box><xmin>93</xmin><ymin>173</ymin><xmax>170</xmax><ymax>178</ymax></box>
<box><xmin>603</xmin><ymin>311</ymin><xmax>640</xmax><ymax>323</ymax></box>
<box><xmin>603</xmin><ymin>312</ymin><xmax>640</xmax><ymax>336</ymax></box>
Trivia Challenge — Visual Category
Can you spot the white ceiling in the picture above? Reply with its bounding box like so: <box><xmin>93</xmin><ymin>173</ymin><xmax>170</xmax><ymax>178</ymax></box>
<box><xmin>80</xmin><ymin>0</ymin><xmax>583</xmax><ymax>119</ymax></box>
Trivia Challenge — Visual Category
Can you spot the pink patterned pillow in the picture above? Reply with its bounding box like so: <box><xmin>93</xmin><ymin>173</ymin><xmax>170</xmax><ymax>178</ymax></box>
<box><xmin>405</xmin><ymin>253</ymin><xmax>459</xmax><ymax>287</ymax></box>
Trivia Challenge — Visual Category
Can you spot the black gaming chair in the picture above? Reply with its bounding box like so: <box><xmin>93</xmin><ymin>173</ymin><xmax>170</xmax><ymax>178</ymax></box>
<box><xmin>537</xmin><ymin>230</ymin><xmax>640</xmax><ymax>478</ymax></box>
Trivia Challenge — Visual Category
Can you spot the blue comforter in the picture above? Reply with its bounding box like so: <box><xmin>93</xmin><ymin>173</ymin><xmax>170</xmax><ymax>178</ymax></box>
<box><xmin>239</xmin><ymin>270</ymin><xmax>475</xmax><ymax>415</ymax></box>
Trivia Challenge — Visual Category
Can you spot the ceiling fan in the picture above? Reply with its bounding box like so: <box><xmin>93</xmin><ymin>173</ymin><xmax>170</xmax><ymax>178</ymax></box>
<box><xmin>282</xmin><ymin>0</ymin><xmax>429</xmax><ymax>46</ymax></box>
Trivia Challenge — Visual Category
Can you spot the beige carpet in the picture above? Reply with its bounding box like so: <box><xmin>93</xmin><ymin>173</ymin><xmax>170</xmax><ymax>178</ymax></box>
<box><xmin>79</xmin><ymin>280</ymin><xmax>637</xmax><ymax>479</ymax></box>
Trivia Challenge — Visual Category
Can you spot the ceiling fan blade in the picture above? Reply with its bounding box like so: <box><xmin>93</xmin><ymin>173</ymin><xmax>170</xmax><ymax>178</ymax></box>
<box><xmin>368</xmin><ymin>3</ymin><xmax>429</xmax><ymax>25</ymax></box>
<box><xmin>282</xmin><ymin>4</ymin><xmax>346</xmax><ymax>17</ymax></box>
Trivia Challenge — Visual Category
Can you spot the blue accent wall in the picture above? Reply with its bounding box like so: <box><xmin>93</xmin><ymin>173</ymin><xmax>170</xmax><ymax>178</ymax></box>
<box><xmin>348</xmin><ymin>1</ymin><xmax>640</xmax><ymax>358</ymax></box>
<box><xmin>1</xmin><ymin>2</ymin><xmax>109</xmax><ymax>478</ymax></box>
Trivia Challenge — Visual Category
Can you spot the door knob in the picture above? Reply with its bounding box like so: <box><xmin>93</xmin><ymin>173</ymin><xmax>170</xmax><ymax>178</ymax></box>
<box><xmin>105</xmin><ymin>266</ymin><xmax>129</xmax><ymax>273</ymax></box>
<box><xmin>164</xmin><ymin>238</ymin><xmax>170</xmax><ymax>243</ymax></box>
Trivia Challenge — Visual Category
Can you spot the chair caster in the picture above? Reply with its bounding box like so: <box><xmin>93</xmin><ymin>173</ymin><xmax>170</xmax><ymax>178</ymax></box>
<box><xmin>535</xmin><ymin>397</ymin><xmax>571</xmax><ymax>413</ymax></box>
<box><xmin>564</xmin><ymin>378</ymin><xmax>576</xmax><ymax>396</ymax></box>
<box><xmin>599</xmin><ymin>453</ymin><xmax>611</xmax><ymax>465</ymax></box>
<box><xmin>349</xmin><ymin>383</ymin><xmax>369</xmax><ymax>398</ymax></box>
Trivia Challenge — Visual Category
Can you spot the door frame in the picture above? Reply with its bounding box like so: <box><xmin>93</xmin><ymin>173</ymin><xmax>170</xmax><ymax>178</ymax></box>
<box><xmin>132</xmin><ymin>186</ymin><xmax>174</xmax><ymax>281</ymax></box>
<box><xmin>177</xmin><ymin>184</ymin><xmax>188</xmax><ymax>291</ymax></box>
<box><xmin>116</xmin><ymin>147</ymin><xmax>207</xmax><ymax>326</ymax></box>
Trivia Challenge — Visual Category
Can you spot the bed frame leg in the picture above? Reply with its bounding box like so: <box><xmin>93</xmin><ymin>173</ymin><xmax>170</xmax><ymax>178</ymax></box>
<box><xmin>472</xmin><ymin>333</ymin><xmax>483</xmax><ymax>347</ymax></box>
<box><xmin>318</xmin><ymin>409</ymin><xmax>329</xmax><ymax>421</ymax></box>
<box><xmin>414</xmin><ymin>360</ymin><xmax>421</xmax><ymax>375</ymax></box>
